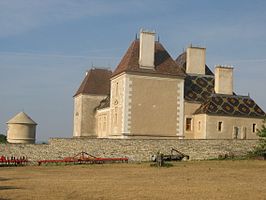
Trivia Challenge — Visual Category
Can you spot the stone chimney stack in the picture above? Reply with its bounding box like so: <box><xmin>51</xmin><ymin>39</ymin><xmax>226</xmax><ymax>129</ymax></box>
<box><xmin>214</xmin><ymin>65</ymin><xmax>234</xmax><ymax>95</ymax></box>
<box><xmin>139</xmin><ymin>29</ymin><xmax>155</xmax><ymax>69</ymax></box>
<box><xmin>186</xmin><ymin>46</ymin><xmax>206</xmax><ymax>75</ymax></box>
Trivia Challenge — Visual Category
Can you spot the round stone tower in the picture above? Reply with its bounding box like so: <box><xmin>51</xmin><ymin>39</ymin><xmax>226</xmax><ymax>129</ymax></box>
<box><xmin>6</xmin><ymin>112</ymin><xmax>37</xmax><ymax>144</ymax></box>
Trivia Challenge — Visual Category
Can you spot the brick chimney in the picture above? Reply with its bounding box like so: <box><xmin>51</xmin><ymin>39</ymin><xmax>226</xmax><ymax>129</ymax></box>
<box><xmin>214</xmin><ymin>65</ymin><xmax>234</xmax><ymax>95</ymax></box>
<box><xmin>186</xmin><ymin>46</ymin><xmax>206</xmax><ymax>75</ymax></box>
<box><xmin>139</xmin><ymin>29</ymin><xmax>155</xmax><ymax>69</ymax></box>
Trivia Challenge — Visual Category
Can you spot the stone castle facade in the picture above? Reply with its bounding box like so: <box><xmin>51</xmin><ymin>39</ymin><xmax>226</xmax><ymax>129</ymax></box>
<box><xmin>73</xmin><ymin>30</ymin><xmax>265</xmax><ymax>139</ymax></box>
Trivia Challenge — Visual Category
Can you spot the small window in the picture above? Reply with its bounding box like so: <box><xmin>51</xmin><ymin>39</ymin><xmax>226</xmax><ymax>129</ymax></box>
<box><xmin>115</xmin><ymin>82</ymin><xmax>119</xmax><ymax>97</ymax></box>
<box><xmin>198</xmin><ymin>121</ymin><xmax>201</xmax><ymax>131</ymax></box>
<box><xmin>186</xmin><ymin>118</ymin><xmax>192</xmax><ymax>131</ymax></box>
<box><xmin>218</xmin><ymin>121</ymin><xmax>223</xmax><ymax>132</ymax></box>
<box><xmin>114</xmin><ymin>107</ymin><xmax>118</xmax><ymax>126</ymax></box>
<box><xmin>103</xmin><ymin>116</ymin><xmax>107</xmax><ymax>132</ymax></box>
<box><xmin>242</xmin><ymin>127</ymin><xmax>247</xmax><ymax>139</ymax></box>
<box><xmin>252</xmin><ymin>123</ymin><xmax>256</xmax><ymax>133</ymax></box>
<box><xmin>98</xmin><ymin>117</ymin><xmax>102</xmax><ymax>132</ymax></box>
<box><xmin>233</xmin><ymin>127</ymin><xmax>239</xmax><ymax>139</ymax></box>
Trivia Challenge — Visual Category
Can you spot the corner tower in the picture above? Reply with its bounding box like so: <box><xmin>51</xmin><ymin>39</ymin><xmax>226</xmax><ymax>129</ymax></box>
<box><xmin>73</xmin><ymin>68</ymin><xmax>112</xmax><ymax>137</ymax></box>
<box><xmin>110</xmin><ymin>30</ymin><xmax>185</xmax><ymax>138</ymax></box>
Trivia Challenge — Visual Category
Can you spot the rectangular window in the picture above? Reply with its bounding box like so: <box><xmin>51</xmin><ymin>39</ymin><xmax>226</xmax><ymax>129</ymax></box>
<box><xmin>186</xmin><ymin>118</ymin><xmax>192</xmax><ymax>131</ymax></box>
<box><xmin>252</xmin><ymin>123</ymin><xmax>256</xmax><ymax>133</ymax></box>
<box><xmin>198</xmin><ymin>121</ymin><xmax>201</xmax><ymax>131</ymax></box>
<box><xmin>218</xmin><ymin>121</ymin><xmax>223</xmax><ymax>132</ymax></box>
<box><xmin>242</xmin><ymin>127</ymin><xmax>247</xmax><ymax>139</ymax></box>
<box><xmin>233</xmin><ymin>127</ymin><xmax>239</xmax><ymax>139</ymax></box>
<box><xmin>98</xmin><ymin>117</ymin><xmax>102</xmax><ymax>132</ymax></box>
<box><xmin>115</xmin><ymin>82</ymin><xmax>119</xmax><ymax>97</ymax></box>
<box><xmin>114</xmin><ymin>107</ymin><xmax>118</xmax><ymax>126</ymax></box>
<box><xmin>103</xmin><ymin>116</ymin><xmax>107</xmax><ymax>132</ymax></box>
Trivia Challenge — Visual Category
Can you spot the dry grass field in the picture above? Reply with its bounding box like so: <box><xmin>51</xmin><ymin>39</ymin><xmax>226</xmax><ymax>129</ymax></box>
<box><xmin>0</xmin><ymin>160</ymin><xmax>265</xmax><ymax>200</ymax></box>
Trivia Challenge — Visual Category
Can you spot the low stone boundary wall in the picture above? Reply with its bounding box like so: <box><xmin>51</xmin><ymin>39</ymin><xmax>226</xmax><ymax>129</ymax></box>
<box><xmin>0</xmin><ymin>138</ymin><xmax>258</xmax><ymax>163</ymax></box>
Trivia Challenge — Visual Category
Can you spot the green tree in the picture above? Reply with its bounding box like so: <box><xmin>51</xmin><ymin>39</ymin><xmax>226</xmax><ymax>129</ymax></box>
<box><xmin>254</xmin><ymin>119</ymin><xmax>266</xmax><ymax>157</ymax></box>
<box><xmin>0</xmin><ymin>134</ymin><xmax>7</xmax><ymax>143</ymax></box>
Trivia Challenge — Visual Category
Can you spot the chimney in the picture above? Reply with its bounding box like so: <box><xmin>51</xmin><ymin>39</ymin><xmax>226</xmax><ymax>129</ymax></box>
<box><xmin>214</xmin><ymin>65</ymin><xmax>234</xmax><ymax>95</ymax></box>
<box><xmin>186</xmin><ymin>46</ymin><xmax>206</xmax><ymax>75</ymax></box>
<box><xmin>139</xmin><ymin>29</ymin><xmax>155</xmax><ymax>69</ymax></box>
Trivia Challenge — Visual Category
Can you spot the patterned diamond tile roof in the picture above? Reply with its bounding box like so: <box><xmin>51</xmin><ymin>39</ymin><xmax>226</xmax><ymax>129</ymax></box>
<box><xmin>194</xmin><ymin>94</ymin><xmax>266</xmax><ymax>118</ymax></box>
<box><xmin>184</xmin><ymin>75</ymin><xmax>215</xmax><ymax>103</ymax></box>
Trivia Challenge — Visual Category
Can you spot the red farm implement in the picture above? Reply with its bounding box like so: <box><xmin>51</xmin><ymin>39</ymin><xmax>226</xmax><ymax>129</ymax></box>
<box><xmin>37</xmin><ymin>151</ymin><xmax>128</xmax><ymax>166</ymax></box>
<box><xmin>0</xmin><ymin>156</ymin><xmax>28</xmax><ymax>167</ymax></box>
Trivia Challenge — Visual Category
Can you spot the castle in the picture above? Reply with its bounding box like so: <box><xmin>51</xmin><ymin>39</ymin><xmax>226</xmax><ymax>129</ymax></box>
<box><xmin>73</xmin><ymin>30</ymin><xmax>265</xmax><ymax>139</ymax></box>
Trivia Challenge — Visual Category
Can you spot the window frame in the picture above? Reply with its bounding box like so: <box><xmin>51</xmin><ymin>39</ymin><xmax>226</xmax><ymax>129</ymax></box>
<box><xmin>185</xmin><ymin>117</ymin><xmax>193</xmax><ymax>132</ymax></box>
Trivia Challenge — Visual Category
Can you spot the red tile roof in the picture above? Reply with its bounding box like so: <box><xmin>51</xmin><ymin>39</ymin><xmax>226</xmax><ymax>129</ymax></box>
<box><xmin>112</xmin><ymin>40</ymin><xmax>185</xmax><ymax>77</ymax></box>
<box><xmin>74</xmin><ymin>68</ymin><xmax>112</xmax><ymax>97</ymax></box>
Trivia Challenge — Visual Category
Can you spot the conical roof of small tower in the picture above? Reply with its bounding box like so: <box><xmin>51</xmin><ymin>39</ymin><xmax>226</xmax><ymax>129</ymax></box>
<box><xmin>7</xmin><ymin>112</ymin><xmax>37</xmax><ymax>125</ymax></box>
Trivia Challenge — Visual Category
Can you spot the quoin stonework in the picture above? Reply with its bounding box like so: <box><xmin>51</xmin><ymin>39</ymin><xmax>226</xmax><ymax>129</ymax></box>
<box><xmin>73</xmin><ymin>29</ymin><xmax>266</xmax><ymax>140</ymax></box>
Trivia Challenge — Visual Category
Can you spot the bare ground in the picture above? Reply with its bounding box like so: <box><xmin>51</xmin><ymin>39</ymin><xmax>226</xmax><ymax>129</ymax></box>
<box><xmin>0</xmin><ymin>160</ymin><xmax>265</xmax><ymax>200</ymax></box>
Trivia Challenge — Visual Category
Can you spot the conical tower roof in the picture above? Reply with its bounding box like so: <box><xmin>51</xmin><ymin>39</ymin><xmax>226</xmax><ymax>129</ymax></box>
<box><xmin>7</xmin><ymin>112</ymin><xmax>37</xmax><ymax>125</ymax></box>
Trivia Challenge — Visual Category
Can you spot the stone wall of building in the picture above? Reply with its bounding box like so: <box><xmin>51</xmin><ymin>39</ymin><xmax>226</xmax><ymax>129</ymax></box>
<box><xmin>0</xmin><ymin>138</ymin><xmax>258</xmax><ymax>164</ymax></box>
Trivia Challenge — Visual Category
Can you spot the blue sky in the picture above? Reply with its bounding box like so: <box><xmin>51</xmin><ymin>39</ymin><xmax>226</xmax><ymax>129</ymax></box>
<box><xmin>0</xmin><ymin>0</ymin><xmax>266</xmax><ymax>141</ymax></box>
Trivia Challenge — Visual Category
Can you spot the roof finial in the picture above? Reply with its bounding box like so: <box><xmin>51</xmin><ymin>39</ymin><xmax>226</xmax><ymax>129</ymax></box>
<box><xmin>189</xmin><ymin>43</ymin><xmax>193</xmax><ymax>48</ymax></box>
<box><xmin>157</xmin><ymin>35</ymin><xmax>160</xmax><ymax>42</ymax></box>
<box><xmin>248</xmin><ymin>92</ymin><xmax>250</xmax><ymax>97</ymax></box>
<box><xmin>135</xmin><ymin>33</ymin><xmax>138</xmax><ymax>40</ymax></box>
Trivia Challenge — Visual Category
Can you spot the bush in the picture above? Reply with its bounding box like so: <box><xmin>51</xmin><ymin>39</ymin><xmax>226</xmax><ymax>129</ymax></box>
<box><xmin>253</xmin><ymin>119</ymin><xmax>266</xmax><ymax>159</ymax></box>
<box><xmin>0</xmin><ymin>134</ymin><xmax>7</xmax><ymax>143</ymax></box>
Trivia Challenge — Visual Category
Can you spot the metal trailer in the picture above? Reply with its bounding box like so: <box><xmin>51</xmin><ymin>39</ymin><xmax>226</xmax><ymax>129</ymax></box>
<box><xmin>37</xmin><ymin>151</ymin><xmax>128</xmax><ymax>166</ymax></box>
<box><xmin>0</xmin><ymin>156</ymin><xmax>28</xmax><ymax>167</ymax></box>
<box><xmin>152</xmin><ymin>148</ymin><xmax>189</xmax><ymax>162</ymax></box>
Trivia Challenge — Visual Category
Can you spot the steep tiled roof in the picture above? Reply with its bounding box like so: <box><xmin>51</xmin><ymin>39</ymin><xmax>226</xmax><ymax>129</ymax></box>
<box><xmin>185</xmin><ymin>75</ymin><xmax>215</xmax><ymax>103</ymax></box>
<box><xmin>112</xmin><ymin>40</ymin><xmax>185</xmax><ymax>77</ymax></box>
<box><xmin>194</xmin><ymin>94</ymin><xmax>266</xmax><ymax>118</ymax></box>
<box><xmin>175</xmin><ymin>52</ymin><xmax>214</xmax><ymax>75</ymax></box>
<box><xmin>74</xmin><ymin>68</ymin><xmax>112</xmax><ymax>97</ymax></box>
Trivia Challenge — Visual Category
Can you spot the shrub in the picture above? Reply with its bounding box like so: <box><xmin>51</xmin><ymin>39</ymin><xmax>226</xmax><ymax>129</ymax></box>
<box><xmin>253</xmin><ymin>119</ymin><xmax>266</xmax><ymax>159</ymax></box>
<box><xmin>0</xmin><ymin>134</ymin><xmax>7</xmax><ymax>143</ymax></box>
